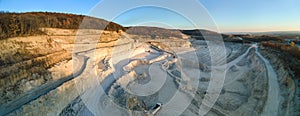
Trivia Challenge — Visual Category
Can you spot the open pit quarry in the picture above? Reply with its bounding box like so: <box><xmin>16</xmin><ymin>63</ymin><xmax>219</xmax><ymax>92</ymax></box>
<box><xmin>0</xmin><ymin>28</ymin><xmax>299</xmax><ymax>116</ymax></box>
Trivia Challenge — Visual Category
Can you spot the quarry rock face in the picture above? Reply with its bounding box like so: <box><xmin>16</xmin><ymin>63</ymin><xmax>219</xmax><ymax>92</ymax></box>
<box><xmin>0</xmin><ymin>28</ymin><xmax>298</xmax><ymax>116</ymax></box>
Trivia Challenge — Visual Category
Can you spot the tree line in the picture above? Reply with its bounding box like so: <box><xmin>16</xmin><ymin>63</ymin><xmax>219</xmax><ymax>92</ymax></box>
<box><xmin>262</xmin><ymin>41</ymin><xmax>300</xmax><ymax>79</ymax></box>
<box><xmin>0</xmin><ymin>12</ymin><xmax>125</xmax><ymax>40</ymax></box>
<box><xmin>262</xmin><ymin>41</ymin><xmax>300</xmax><ymax>59</ymax></box>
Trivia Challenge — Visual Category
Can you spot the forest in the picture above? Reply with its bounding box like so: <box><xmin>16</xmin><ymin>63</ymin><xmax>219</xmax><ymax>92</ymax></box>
<box><xmin>0</xmin><ymin>12</ymin><xmax>125</xmax><ymax>40</ymax></box>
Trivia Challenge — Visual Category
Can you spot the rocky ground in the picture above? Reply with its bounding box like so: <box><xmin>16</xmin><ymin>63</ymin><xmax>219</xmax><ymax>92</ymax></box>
<box><xmin>0</xmin><ymin>28</ymin><xmax>298</xmax><ymax>116</ymax></box>
<box><xmin>260</xmin><ymin>48</ymin><xmax>300</xmax><ymax>116</ymax></box>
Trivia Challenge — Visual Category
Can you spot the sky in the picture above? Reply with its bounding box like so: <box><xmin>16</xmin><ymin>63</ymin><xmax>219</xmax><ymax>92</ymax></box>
<box><xmin>0</xmin><ymin>0</ymin><xmax>299</xmax><ymax>32</ymax></box>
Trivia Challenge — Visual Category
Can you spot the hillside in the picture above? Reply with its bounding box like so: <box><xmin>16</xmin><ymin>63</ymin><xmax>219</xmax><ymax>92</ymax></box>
<box><xmin>0</xmin><ymin>12</ymin><xmax>125</xmax><ymax>40</ymax></box>
<box><xmin>125</xmin><ymin>26</ymin><xmax>184</xmax><ymax>38</ymax></box>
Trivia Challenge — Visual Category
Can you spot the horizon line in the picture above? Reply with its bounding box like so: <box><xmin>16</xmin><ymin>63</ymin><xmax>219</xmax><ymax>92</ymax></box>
<box><xmin>2</xmin><ymin>11</ymin><xmax>300</xmax><ymax>34</ymax></box>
